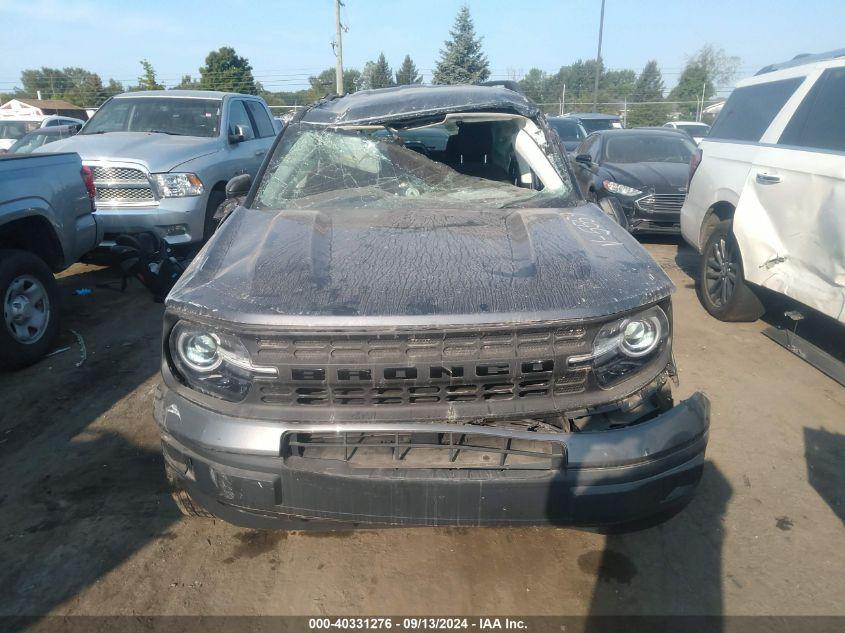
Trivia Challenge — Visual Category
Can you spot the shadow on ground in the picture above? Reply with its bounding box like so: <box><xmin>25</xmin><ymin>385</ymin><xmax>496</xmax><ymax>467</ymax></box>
<box><xmin>0</xmin><ymin>265</ymin><xmax>178</xmax><ymax>628</ymax></box>
<box><xmin>584</xmin><ymin>461</ymin><xmax>732</xmax><ymax>623</ymax></box>
<box><xmin>804</xmin><ymin>427</ymin><xmax>845</xmax><ymax>525</ymax></box>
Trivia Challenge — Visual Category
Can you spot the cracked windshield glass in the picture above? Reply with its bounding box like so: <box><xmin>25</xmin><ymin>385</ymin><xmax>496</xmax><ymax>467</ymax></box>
<box><xmin>253</xmin><ymin>122</ymin><xmax>576</xmax><ymax>210</ymax></box>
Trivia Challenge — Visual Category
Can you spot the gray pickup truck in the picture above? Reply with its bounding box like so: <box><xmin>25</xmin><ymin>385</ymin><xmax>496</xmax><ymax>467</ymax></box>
<box><xmin>0</xmin><ymin>152</ymin><xmax>99</xmax><ymax>368</ymax></box>
<box><xmin>37</xmin><ymin>90</ymin><xmax>279</xmax><ymax>248</ymax></box>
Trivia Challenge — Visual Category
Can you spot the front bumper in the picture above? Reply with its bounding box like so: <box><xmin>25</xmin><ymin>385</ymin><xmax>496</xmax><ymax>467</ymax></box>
<box><xmin>154</xmin><ymin>385</ymin><xmax>710</xmax><ymax>529</ymax></box>
<box><xmin>95</xmin><ymin>195</ymin><xmax>207</xmax><ymax>247</ymax></box>
<box><xmin>611</xmin><ymin>196</ymin><xmax>682</xmax><ymax>234</ymax></box>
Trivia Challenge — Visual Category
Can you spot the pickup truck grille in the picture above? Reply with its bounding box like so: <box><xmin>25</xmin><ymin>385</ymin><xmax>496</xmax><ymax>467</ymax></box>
<box><xmin>88</xmin><ymin>164</ymin><xmax>156</xmax><ymax>206</ymax></box>
<box><xmin>636</xmin><ymin>193</ymin><xmax>686</xmax><ymax>214</ymax></box>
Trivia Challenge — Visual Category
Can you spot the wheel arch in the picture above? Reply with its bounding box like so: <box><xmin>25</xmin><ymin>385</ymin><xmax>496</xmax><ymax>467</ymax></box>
<box><xmin>699</xmin><ymin>201</ymin><xmax>736</xmax><ymax>251</ymax></box>
<box><xmin>0</xmin><ymin>215</ymin><xmax>64</xmax><ymax>271</ymax></box>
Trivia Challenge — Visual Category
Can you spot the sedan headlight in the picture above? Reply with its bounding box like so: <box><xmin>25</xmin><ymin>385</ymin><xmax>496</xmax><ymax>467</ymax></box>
<box><xmin>152</xmin><ymin>172</ymin><xmax>204</xmax><ymax>197</ymax></box>
<box><xmin>569</xmin><ymin>306</ymin><xmax>670</xmax><ymax>388</ymax></box>
<box><xmin>603</xmin><ymin>180</ymin><xmax>642</xmax><ymax>197</ymax></box>
<box><xmin>169</xmin><ymin>321</ymin><xmax>276</xmax><ymax>402</ymax></box>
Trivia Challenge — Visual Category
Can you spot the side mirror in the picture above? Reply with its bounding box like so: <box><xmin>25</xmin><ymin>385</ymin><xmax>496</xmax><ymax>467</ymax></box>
<box><xmin>225</xmin><ymin>173</ymin><xmax>251</xmax><ymax>199</ymax></box>
<box><xmin>228</xmin><ymin>124</ymin><xmax>247</xmax><ymax>144</ymax></box>
<box><xmin>575</xmin><ymin>154</ymin><xmax>593</xmax><ymax>165</ymax></box>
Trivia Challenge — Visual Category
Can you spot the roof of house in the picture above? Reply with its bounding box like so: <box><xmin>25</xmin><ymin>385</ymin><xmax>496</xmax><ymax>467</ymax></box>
<box><xmin>3</xmin><ymin>98</ymin><xmax>85</xmax><ymax>111</ymax></box>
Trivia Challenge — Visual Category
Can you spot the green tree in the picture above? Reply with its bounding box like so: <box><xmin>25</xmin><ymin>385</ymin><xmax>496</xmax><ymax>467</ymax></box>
<box><xmin>519</xmin><ymin>68</ymin><xmax>551</xmax><ymax>104</ymax></box>
<box><xmin>200</xmin><ymin>47</ymin><xmax>257</xmax><ymax>94</ymax></box>
<box><xmin>395</xmin><ymin>55</ymin><xmax>422</xmax><ymax>85</ymax></box>
<box><xmin>172</xmin><ymin>74</ymin><xmax>200</xmax><ymax>90</ymax></box>
<box><xmin>137</xmin><ymin>59</ymin><xmax>163</xmax><ymax>91</ymax></box>
<box><xmin>361</xmin><ymin>53</ymin><xmax>394</xmax><ymax>90</ymax></box>
<box><xmin>19</xmin><ymin>67</ymin><xmax>121</xmax><ymax>106</ymax></box>
<box><xmin>626</xmin><ymin>60</ymin><xmax>670</xmax><ymax>127</ymax></box>
<box><xmin>669</xmin><ymin>45</ymin><xmax>739</xmax><ymax>118</ymax></box>
<box><xmin>307</xmin><ymin>67</ymin><xmax>362</xmax><ymax>99</ymax></box>
<box><xmin>432</xmin><ymin>5</ymin><xmax>490</xmax><ymax>85</ymax></box>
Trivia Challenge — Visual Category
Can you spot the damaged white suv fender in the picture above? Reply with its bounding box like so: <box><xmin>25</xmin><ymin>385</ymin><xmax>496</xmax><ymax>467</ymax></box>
<box><xmin>680</xmin><ymin>49</ymin><xmax>845</xmax><ymax>323</ymax></box>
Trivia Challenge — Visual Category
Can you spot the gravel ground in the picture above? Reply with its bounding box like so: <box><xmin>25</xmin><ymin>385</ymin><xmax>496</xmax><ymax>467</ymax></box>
<box><xmin>0</xmin><ymin>239</ymin><xmax>842</xmax><ymax>619</ymax></box>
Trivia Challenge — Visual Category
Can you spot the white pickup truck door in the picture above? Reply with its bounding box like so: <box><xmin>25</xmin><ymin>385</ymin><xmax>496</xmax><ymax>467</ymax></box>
<box><xmin>734</xmin><ymin>67</ymin><xmax>845</xmax><ymax>323</ymax></box>
<box><xmin>225</xmin><ymin>99</ymin><xmax>272</xmax><ymax>178</ymax></box>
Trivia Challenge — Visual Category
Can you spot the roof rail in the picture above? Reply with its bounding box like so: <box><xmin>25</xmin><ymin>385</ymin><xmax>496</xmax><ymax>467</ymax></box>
<box><xmin>756</xmin><ymin>48</ymin><xmax>845</xmax><ymax>75</ymax></box>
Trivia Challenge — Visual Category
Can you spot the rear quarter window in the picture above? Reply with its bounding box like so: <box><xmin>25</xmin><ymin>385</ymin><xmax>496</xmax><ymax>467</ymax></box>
<box><xmin>709</xmin><ymin>77</ymin><xmax>804</xmax><ymax>142</ymax></box>
<box><xmin>779</xmin><ymin>67</ymin><xmax>845</xmax><ymax>152</ymax></box>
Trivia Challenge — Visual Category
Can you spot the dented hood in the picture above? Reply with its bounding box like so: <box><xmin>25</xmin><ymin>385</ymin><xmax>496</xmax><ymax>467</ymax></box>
<box><xmin>167</xmin><ymin>203</ymin><xmax>673</xmax><ymax>327</ymax></box>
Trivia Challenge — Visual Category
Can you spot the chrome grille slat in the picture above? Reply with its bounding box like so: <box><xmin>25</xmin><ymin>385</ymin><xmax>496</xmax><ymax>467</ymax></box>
<box><xmin>636</xmin><ymin>193</ymin><xmax>686</xmax><ymax>214</ymax></box>
<box><xmin>87</xmin><ymin>163</ymin><xmax>156</xmax><ymax>206</ymax></box>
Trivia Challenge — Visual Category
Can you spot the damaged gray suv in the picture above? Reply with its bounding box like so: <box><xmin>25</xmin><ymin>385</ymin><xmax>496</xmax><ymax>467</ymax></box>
<box><xmin>154</xmin><ymin>85</ymin><xmax>710</xmax><ymax>529</ymax></box>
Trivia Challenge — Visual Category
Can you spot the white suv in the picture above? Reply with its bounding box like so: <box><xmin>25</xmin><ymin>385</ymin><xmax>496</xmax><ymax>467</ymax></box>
<box><xmin>681</xmin><ymin>49</ymin><xmax>845</xmax><ymax>324</ymax></box>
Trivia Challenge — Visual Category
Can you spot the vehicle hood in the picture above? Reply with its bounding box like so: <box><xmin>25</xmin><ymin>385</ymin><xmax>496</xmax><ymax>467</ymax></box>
<box><xmin>602</xmin><ymin>162</ymin><xmax>689</xmax><ymax>193</ymax></box>
<box><xmin>34</xmin><ymin>132</ymin><xmax>220</xmax><ymax>172</ymax></box>
<box><xmin>168</xmin><ymin>203</ymin><xmax>673</xmax><ymax>327</ymax></box>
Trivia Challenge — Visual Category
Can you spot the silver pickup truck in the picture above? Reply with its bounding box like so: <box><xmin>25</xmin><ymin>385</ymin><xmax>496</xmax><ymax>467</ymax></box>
<box><xmin>0</xmin><ymin>152</ymin><xmax>99</xmax><ymax>368</ymax></box>
<box><xmin>38</xmin><ymin>90</ymin><xmax>278</xmax><ymax>248</ymax></box>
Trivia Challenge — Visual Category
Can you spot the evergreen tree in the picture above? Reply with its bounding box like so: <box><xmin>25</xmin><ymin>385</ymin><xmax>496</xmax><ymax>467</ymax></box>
<box><xmin>432</xmin><ymin>6</ymin><xmax>490</xmax><ymax>85</ymax></box>
<box><xmin>361</xmin><ymin>53</ymin><xmax>394</xmax><ymax>90</ymax></box>
<box><xmin>395</xmin><ymin>55</ymin><xmax>422</xmax><ymax>85</ymax></box>
<box><xmin>137</xmin><ymin>60</ymin><xmax>163</xmax><ymax>90</ymax></box>
<box><xmin>627</xmin><ymin>60</ymin><xmax>670</xmax><ymax>127</ymax></box>
<box><xmin>200</xmin><ymin>47</ymin><xmax>257</xmax><ymax>94</ymax></box>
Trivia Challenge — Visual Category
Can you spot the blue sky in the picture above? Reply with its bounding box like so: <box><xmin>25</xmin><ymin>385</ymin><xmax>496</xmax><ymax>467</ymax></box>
<box><xmin>1</xmin><ymin>0</ymin><xmax>843</xmax><ymax>97</ymax></box>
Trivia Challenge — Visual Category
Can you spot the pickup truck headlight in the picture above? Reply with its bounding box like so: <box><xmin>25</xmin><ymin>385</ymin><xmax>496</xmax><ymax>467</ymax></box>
<box><xmin>569</xmin><ymin>306</ymin><xmax>670</xmax><ymax>388</ymax></box>
<box><xmin>603</xmin><ymin>180</ymin><xmax>642</xmax><ymax>197</ymax></box>
<box><xmin>152</xmin><ymin>173</ymin><xmax>204</xmax><ymax>197</ymax></box>
<box><xmin>169</xmin><ymin>321</ymin><xmax>276</xmax><ymax>402</ymax></box>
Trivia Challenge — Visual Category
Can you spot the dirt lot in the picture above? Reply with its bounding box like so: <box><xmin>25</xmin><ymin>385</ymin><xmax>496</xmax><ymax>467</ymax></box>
<box><xmin>0</xmin><ymin>239</ymin><xmax>843</xmax><ymax>620</ymax></box>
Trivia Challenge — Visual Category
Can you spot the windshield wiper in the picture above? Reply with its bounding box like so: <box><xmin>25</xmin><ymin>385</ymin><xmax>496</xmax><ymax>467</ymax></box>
<box><xmin>147</xmin><ymin>130</ymin><xmax>183</xmax><ymax>136</ymax></box>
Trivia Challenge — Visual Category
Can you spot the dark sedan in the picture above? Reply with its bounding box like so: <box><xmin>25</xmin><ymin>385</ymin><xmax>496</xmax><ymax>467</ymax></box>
<box><xmin>547</xmin><ymin>116</ymin><xmax>587</xmax><ymax>152</ymax></box>
<box><xmin>572</xmin><ymin>128</ymin><xmax>696</xmax><ymax>234</ymax></box>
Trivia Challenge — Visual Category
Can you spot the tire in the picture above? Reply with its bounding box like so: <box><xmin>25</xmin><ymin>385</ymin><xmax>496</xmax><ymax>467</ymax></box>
<box><xmin>165</xmin><ymin>464</ymin><xmax>214</xmax><ymax>518</ymax></box>
<box><xmin>203</xmin><ymin>188</ymin><xmax>227</xmax><ymax>241</ymax></box>
<box><xmin>0</xmin><ymin>249</ymin><xmax>61</xmax><ymax>370</ymax></box>
<box><xmin>594</xmin><ymin>194</ymin><xmax>629</xmax><ymax>231</ymax></box>
<box><xmin>698</xmin><ymin>220</ymin><xmax>764</xmax><ymax>322</ymax></box>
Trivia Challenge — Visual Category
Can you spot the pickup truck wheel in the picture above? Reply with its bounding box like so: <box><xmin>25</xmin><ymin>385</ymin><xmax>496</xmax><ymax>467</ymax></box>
<box><xmin>698</xmin><ymin>220</ymin><xmax>764</xmax><ymax>322</ymax></box>
<box><xmin>0</xmin><ymin>249</ymin><xmax>60</xmax><ymax>369</ymax></box>
<box><xmin>165</xmin><ymin>464</ymin><xmax>214</xmax><ymax>518</ymax></box>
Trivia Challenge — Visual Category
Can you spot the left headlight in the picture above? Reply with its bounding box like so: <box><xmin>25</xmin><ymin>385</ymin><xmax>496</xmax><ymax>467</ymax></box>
<box><xmin>603</xmin><ymin>180</ymin><xmax>642</xmax><ymax>197</ymax></box>
<box><xmin>169</xmin><ymin>321</ymin><xmax>277</xmax><ymax>402</ymax></box>
<box><xmin>152</xmin><ymin>173</ymin><xmax>204</xmax><ymax>198</ymax></box>
<box><xmin>570</xmin><ymin>305</ymin><xmax>670</xmax><ymax>389</ymax></box>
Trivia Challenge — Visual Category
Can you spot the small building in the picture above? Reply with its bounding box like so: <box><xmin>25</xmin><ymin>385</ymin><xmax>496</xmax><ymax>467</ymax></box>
<box><xmin>0</xmin><ymin>98</ymin><xmax>89</xmax><ymax>121</ymax></box>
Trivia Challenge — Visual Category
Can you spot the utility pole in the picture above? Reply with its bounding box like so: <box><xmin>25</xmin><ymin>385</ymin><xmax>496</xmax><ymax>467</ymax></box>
<box><xmin>698</xmin><ymin>82</ymin><xmax>706</xmax><ymax>122</ymax></box>
<box><xmin>560</xmin><ymin>83</ymin><xmax>566</xmax><ymax>115</ymax></box>
<box><xmin>333</xmin><ymin>0</ymin><xmax>345</xmax><ymax>94</ymax></box>
<box><xmin>592</xmin><ymin>0</ymin><xmax>606</xmax><ymax>111</ymax></box>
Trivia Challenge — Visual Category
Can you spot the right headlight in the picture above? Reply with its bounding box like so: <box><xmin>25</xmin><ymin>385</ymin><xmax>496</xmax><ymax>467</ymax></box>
<box><xmin>169</xmin><ymin>320</ymin><xmax>276</xmax><ymax>402</ymax></box>
<box><xmin>569</xmin><ymin>306</ymin><xmax>670</xmax><ymax>389</ymax></box>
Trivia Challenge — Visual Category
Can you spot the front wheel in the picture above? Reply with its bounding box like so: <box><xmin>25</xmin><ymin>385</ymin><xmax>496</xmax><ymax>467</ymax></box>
<box><xmin>0</xmin><ymin>249</ymin><xmax>61</xmax><ymax>369</ymax></box>
<box><xmin>698</xmin><ymin>220</ymin><xmax>764</xmax><ymax>321</ymax></box>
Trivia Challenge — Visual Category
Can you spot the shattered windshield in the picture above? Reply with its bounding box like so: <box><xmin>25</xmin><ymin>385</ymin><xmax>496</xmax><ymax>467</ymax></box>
<box><xmin>253</xmin><ymin>122</ymin><xmax>577</xmax><ymax>210</ymax></box>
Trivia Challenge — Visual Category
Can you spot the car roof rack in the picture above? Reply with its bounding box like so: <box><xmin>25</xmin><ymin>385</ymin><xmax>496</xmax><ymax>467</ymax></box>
<box><xmin>756</xmin><ymin>48</ymin><xmax>845</xmax><ymax>75</ymax></box>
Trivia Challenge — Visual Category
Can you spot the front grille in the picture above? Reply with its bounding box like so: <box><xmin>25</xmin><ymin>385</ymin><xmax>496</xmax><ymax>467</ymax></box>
<box><xmin>258</xmin><ymin>370</ymin><xmax>589</xmax><ymax>406</ymax></box>
<box><xmin>90</xmin><ymin>166</ymin><xmax>148</xmax><ymax>183</ymax></box>
<box><xmin>241</xmin><ymin>324</ymin><xmax>597</xmax><ymax>415</ymax></box>
<box><xmin>96</xmin><ymin>187</ymin><xmax>156</xmax><ymax>203</ymax></box>
<box><xmin>285</xmin><ymin>430</ymin><xmax>566</xmax><ymax>469</ymax></box>
<box><xmin>87</xmin><ymin>163</ymin><xmax>156</xmax><ymax>205</ymax></box>
<box><xmin>255</xmin><ymin>327</ymin><xmax>587</xmax><ymax>363</ymax></box>
<box><xmin>636</xmin><ymin>193</ymin><xmax>686</xmax><ymax>214</ymax></box>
